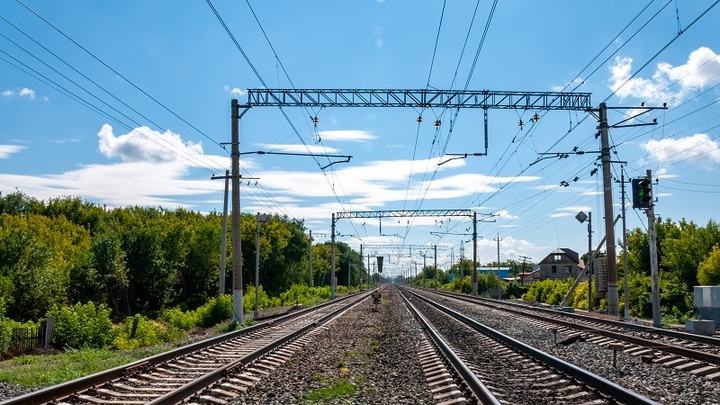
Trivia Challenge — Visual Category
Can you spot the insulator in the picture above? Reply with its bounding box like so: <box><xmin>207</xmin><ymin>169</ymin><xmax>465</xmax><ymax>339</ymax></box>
<box><xmin>434</xmin><ymin>120</ymin><xmax>441</xmax><ymax>127</ymax></box>
<box><xmin>417</xmin><ymin>116</ymin><xmax>423</xmax><ymax>123</ymax></box>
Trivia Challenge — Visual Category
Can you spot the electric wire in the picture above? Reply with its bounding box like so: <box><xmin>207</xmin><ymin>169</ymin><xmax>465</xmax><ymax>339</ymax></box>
<box><xmin>16</xmin><ymin>0</ymin><xmax>226</xmax><ymax>152</ymax></box>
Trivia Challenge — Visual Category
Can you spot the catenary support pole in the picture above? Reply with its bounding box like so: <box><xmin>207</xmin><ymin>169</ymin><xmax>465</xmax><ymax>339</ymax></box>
<box><xmin>219</xmin><ymin>170</ymin><xmax>229</xmax><ymax>296</ymax></box>
<box><xmin>588</xmin><ymin>212</ymin><xmax>593</xmax><ymax>312</ymax></box>
<box><xmin>647</xmin><ymin>169</ymin><xmax>661</xmax><ymax>327</ymax></box>
<box><xmin>472</xmin><ymin>212</ymin><xmax>478</xmax><ymax>295</ymax></box>
<box><xmin>496</xmin><ymin>233</ymin><xmax>502</xmax><ymax>300</ymax></box>
<box><xmin>621</xmin><ymin>169</ymin><xmax>630</xmax><ymax>320</ymax></box>
<box><xmin>308</xmin><ymin>230</ymin><xmax>313</xmax><ymax>287</ymax></box>
<box><xmin>231</xmin><ymin>99</ymin><xmax>244</xmax><ymax>323</ymax></box>
<box><xmin>599</xmin><ymin>102</ymin><xmax>619</xmax><ymax>316</ymax></box>
<box><xmin>331</xmin><ymin>214</ymin><xmax>336</xmax><ymax>299</ymax></box>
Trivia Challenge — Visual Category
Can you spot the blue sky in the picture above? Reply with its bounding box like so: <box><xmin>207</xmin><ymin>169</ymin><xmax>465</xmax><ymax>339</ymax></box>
<box><xmin>2</xmin><ymin>1</ymin><xmax>720</xmax><ymax>277</ymax></box>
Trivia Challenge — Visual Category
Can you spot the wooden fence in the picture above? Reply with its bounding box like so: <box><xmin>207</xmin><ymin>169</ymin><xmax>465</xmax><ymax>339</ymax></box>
<box><xmin>5</xmin><ymin>317</ymin><xmax>54</xmax><ymax>355</ymax></box>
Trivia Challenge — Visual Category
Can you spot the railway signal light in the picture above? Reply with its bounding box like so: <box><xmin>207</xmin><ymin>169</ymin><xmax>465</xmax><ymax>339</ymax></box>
<box><xmin>632</xmin><ymin>177</ymin><xmax>652</xmax><ymax>209</ymax></box>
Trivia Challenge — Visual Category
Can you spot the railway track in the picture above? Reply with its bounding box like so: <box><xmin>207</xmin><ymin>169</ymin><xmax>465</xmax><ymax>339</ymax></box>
<box><xmin>399</xmin><ymin>286</ymin><xmax>657</xmax><ymax>405</ymax></box>
<box><xmin>425</xmin><ymin>289</ymin><xmax>720</xmax><ymax>381</ymax></box>
<box><xmin>1</xmin><ymin>291</ymin><xmax>373</xmax><ymax>405</ymax></box>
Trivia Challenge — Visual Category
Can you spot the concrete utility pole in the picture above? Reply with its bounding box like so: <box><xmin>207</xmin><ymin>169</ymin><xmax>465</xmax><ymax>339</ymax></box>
<box><xmin>599</xmin><ymin>102</ymin><xmax>620</xmax><ymax>316</ymax></box>
<box><xmin>331</xmin><ymin>213</ymin><xmax>336</xmax><ymax>299</ymax></box>
<box><xmin>219</xmin><ymin>170</ymin><xmax>229</xmax><ymax>296</ymax></box>
<box><xmin>646</xmin><ymin>169</ymin><xmax>661</xmax><ymax>327</ymax></box>
<box><xmin>472</xmin><ymin>212</ymin><xmax>478</xmax><ymax>296</ymax></box>
<box><xmin>620</xmin><ymin>170</ymin><xmax>630</xmax><ymax>320</ymax></box>
<box><xmin>308</xmin><ymin>230</ymin><xmax>313</xmax><ymax>287</ymax></box>
<box><xmin>495</xmin><ymin>233</ymin><xmax>502</xmax><ymax>300</ymax></box>
<box><xmin>460</xmin><ymin>241</ymin><xmax>465</xmax><ymax>281</ymax></box>
<box><xmin>231</xmin><ymin>99</ymin><xmax>244</xmax><ymax>323</ymax></box>
<box><xmin>434</xmin><ymin>245</ymin><xmax>438</xmax><ymax>287</ymax></box>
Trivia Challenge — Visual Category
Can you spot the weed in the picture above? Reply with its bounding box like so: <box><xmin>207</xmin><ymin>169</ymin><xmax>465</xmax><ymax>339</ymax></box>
<box><xmin>301</xmin><ymin>377</ymin><xmax>355</xmax><ymax>401</ymax></box>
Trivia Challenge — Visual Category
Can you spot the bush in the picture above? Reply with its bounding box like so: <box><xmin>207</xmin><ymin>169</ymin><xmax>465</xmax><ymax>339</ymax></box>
<box><xmin>196</xmin><ymin>295</ymin><xmax>233</xmax><ymax>327</ymax></box>
<box><xmin>112</xmin><ymin>314</ymin><xmax>183</xmax><ymax>350</ymax></box>
<box><xmin>48</xmin><ymin>302</ymin><xmax>113</xmax><ymax>349</ymax></box>
<box><xmin>244</xmin><ymin>285</ymin><xmax>280</xmax><ymax>312</ymax></box>
<box><xmin>0</xmin><ymin>317</ymin><xmax>38</xmax><ymax>355</ymax></box>
<box><xmin>159</xmin><ymin>307</ymin><xmax>198</xmax><ymax>331</ymax></box>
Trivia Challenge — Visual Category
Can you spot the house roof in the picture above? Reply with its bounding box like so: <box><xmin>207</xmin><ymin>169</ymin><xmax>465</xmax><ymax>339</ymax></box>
<box><xmin>548</xmin><ymin>247</ymin><xmax>579</xmax><ymax>264</ymax></box>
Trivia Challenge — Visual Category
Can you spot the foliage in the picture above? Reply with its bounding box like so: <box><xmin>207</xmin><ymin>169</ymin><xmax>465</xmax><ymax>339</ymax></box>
<box><xmin>698</xmin><ymin>245</ymin><xmax>720</xmax><ymax>285</ymax></box>
<box><xmin>112</xmin><ymin>315</ymin><xmax>184</xmax><ymax>350</ymax></box>
<box><xmin>47</xmin><ymin>302</ymin><xmax>113</xmax><ymax>349</ymax></box>
<box><xmin>196</xmin><ymin>295</ymin><xmax>233</xmax><ymax>327</ymax></box>
<box><xmin>302</xmin><ymin>377</ymin><xmax>355</xmax><ymax>401</ymax></box>
<box><xmin>522</xmin><ymin>278</ymin><xmax>574</xmax><ymax>306</ymax></box>
<box><xmin>243</xmin><ymin>285</ymin><xmax>281</xmax><ymax>312</ymax></box>
<box><xmin>0</xmin><ymin>317</ymin><xmax>39</xmax><ymax>356</ymax></box>
<box><xmin>159</xmin><ymin>307</ymin><xmax>199</xmax><ymax>331</ymax></box>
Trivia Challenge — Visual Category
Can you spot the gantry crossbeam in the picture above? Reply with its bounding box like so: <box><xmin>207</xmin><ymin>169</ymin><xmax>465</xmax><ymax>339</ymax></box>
<box><xmin>246</xmin><ymin>89</ymin><xmax>592</xmax><ymax>110</ymax></box>
<box><xmin>362</xmin><ymin>244</ymin><xmax>438</xmax><ymax>250</ymax></box>
<box><xmin>336</xmin><ymin>209</ymin><xmax>474</xmax><ymax>219</ymax></box>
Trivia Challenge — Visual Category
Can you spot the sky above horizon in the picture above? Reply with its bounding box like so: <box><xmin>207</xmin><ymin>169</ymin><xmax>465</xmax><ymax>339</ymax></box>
<box><xmin>2</xmin><ymin>1</ymin><xmax>720</xmax><ymax>277</ymax></box>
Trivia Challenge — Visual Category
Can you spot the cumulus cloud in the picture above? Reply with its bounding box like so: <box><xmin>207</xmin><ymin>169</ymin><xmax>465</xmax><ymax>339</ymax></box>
<box><xmin>642</xmin><ymin>133</ymin><xmax>720</xmax><ymax>169</ymax></box>
<box><xmin>609</xmin><ymin>47</ymin><xmax>720</xmax><ymax>105</ymax></box>
<box><xmin>493</xmin><ymin>210</ymin><xmax>518</xmax><ymax>220</ymax></box>
<box><xmin>318</xmin><ymin>130</ymin><xmax>376</xmax><ymax>142</ymax></box>
<box><xmin>224</xmin><ymin>86</ymin><xmax>246</xmax><ymax>96</ymax></box>
<box><xmin>256</xmin><ymin>143</ymin><xmax>340</xmax><ymax>154</ymax></box>
<box><xmin>97</xmin><ymin>124</ymin><xmax>204</xmax><ymax>163</ymax></box>
<box><xmin>2</xmin><ymin>87</ymin><xmax>44</xmax><ymax>100</ymax></box>
<box><xmin>0</xmin><ymin>145</ymin><xmax>26</xmax><ymax>159</ymax></box>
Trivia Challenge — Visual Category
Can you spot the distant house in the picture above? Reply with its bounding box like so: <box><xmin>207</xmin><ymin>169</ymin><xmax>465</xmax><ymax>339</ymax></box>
<box><xmin>537</xmin><ymin>248</ymin><xmax>582</xmax><ymax>281</ymax></box>
<box><xmin>478</xmin><ymin>266</ymin><xmax>511</xmax><ymax>279</ymax></box>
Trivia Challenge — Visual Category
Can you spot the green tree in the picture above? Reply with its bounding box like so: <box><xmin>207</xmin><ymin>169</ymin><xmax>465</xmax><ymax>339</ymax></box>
<box><xmin>698</xmin><ymin>245</ymin><xmax>720</xmax><ymax>285</ymax></box>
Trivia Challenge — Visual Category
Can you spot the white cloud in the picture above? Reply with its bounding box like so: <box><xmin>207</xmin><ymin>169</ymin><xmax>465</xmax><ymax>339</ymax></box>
<box><xmin>493</xmin><ymin>210</ymin><xmax>517</xmax><ymax>220</ymax></box>
<box><xmin>318</xmin><ymin>130</ymin><xmax>376</xmax><ymax>142</ymax></box>
<box><xmin>642</xmin><ymin>133</ymin><xmax>720</xmax><ymax>169</ymax></box>
<box><xmin>1</xmin><ymin>90</ymin><xmax>13</xmax><ymax>97</ymax></box>
<box><xmin>608</xmin><ymin>47</ymin><xmax>720</xmax><ymax>105</ymax></box>
<box><xmin>224</xmin><ymin>86</ymin><xmax>246</xmax><ymax>96</ymax></box>
<box><xmin>255</xmin><ymin>143</ymin><xmax>340</xmax><ymax>154</ymax></box>
<box><xmin>0</xmin><ymin>145</ymin><xmax>26</xmax><ymax>159</ymax></box>
<box><xmin>18</xmin><ymin>88</ymin><xmax>35</xmax><ymax>99</ymax></box>
<box><xmin>97</xmin><ymin>124</ymin><xmax>204</xmax><ymax>163</ymax></box>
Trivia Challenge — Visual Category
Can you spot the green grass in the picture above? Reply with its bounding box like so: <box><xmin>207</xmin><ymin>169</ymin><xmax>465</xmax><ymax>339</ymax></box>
<box><xmin>0</xmin><ymin>347</ymin><xmax>166</xmax><ymax>388</ymax></box>
<box><xmin>0</xmin><ymin>319</ymin><xmax>246</xmax><ymax>388</ymax></box>
<box><xmin>301</xmin><ymin>377</ymin><xmax>355</xmax><ymax>401</ymax></box>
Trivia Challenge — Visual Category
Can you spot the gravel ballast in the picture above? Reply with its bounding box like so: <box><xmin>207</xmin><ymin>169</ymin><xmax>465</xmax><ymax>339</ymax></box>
<box><xmin>230</xmin><ymin>287</ymin><xmax>434</xmax><ymax>404</ymax></box>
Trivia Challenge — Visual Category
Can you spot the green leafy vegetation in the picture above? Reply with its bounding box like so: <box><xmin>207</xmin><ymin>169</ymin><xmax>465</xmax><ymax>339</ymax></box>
<box><xmin>302</xmin><ymin>377</ymin><xmax>355</xmax><ymax>401</ymax></box>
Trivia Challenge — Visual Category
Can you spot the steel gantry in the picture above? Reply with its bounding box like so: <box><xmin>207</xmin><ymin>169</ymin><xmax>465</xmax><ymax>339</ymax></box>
<box><xmin>247</xmin><ymin>89</ymin><xmax>591</xmax><ymax>110</ymax></box>
<box><xmin>228</xmin><ymin>88</ymin><xmax>593</xmax><ymax>314</ymax></box>
<box><xmin>331</xmin><ymin>209</ymin><xmax>485</xmax><ymax>298</ymax></box>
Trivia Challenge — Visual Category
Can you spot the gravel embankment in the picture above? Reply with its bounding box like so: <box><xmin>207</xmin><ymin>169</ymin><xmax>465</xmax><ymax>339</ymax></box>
<box><xmin>231</xmin><ymin>287</ymin><xmax>434</xmax><ymax>404</ymax></box>
<box><xmin>428</xmin><ymin>291</ymin><xmax>720</xmax><ymax>405</ymax></box>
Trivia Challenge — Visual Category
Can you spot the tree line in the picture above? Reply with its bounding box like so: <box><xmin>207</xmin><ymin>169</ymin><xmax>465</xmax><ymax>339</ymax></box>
<box><xmin>0</xmin><ymin>191</ymin><xmax>366</xmax><ymax>323</ymax></box>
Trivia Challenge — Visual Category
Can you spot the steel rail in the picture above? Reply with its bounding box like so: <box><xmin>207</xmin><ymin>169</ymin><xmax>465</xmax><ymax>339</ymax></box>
<box><xmin>432</xmin><ymin>289</ymin><xmax>720</xmax><ymax>362</ymax></box>
<box><xmin>403</xmin><ymin>287</ymin><xmax>658</xmax><ymax>405</ymax></box>
<box><xmin>398</xmin><ymin>289</ymin><xmax>500</xmax><ymax>405</ymax></box>
<box><xmin>0</xmin><ymin>292</ymin><xmax>363</xmax><ymax>405</ymax></box>
<box><xmin>148</xmin><ymin>290</ymin><xmax>372</xmax><ymax>405</ymax></box>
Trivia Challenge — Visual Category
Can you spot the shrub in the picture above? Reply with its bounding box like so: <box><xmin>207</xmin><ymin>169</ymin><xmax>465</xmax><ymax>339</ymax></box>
<box><xmin>159</xmin><ymin>307</ymin><xmax>198</xmax><ymax>331</ymax></box>
<box><xmin>47</xmin><ymin>302</ymin><xmax>112</xmax><ymax>349</ymax></box>
<box><xmin>0</xmin><ymin>317</ymin><xmax>38</xmax><ymax>355</ymax></box>
<box><xmin>112</xmin><ymin>314</ymin><xmax>183</xmax><ymax>350</ymax></box>
<box><xmin>196</xmin><ymin>295</ymin><xmax>233</xmax><ymax>327</ymax></box>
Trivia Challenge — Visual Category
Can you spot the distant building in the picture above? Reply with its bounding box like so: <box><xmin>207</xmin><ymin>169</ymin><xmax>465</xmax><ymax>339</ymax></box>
<box><xmin>478</xmin><ymin>266</ymin><xmax>511</xmax><ymax>279</ymax></box>
<box><xmin>537</xmin><ymin>248</ymin><xmax>582</xmax><ymax>280</ymax></box>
